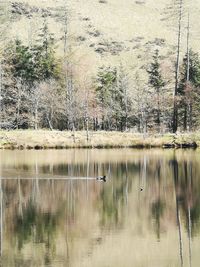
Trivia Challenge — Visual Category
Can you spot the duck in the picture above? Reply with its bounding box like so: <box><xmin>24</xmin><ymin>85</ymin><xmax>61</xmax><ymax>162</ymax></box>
<box><xmin>96</xmin><ymin>175</ymin><xmax>106</xmax><ymax>182</ymax></box>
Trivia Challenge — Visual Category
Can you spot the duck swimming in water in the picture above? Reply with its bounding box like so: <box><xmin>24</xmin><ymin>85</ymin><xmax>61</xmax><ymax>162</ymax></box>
<box><xmin>96</xmin><ymin>175</ymin><xmax>106</xmax><ymax>182</ymax></box>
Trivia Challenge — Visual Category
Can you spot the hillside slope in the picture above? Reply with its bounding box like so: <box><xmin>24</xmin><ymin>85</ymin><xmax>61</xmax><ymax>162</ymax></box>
<box><xmin>4</xmin><ymin>0</ymin><xmax>200</xmax><ymax>75</ymax></box>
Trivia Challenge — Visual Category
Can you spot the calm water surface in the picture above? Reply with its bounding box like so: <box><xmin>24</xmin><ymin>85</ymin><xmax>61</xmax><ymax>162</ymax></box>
<box><xmin>0</xmin><ymin>149</ymin><xmax>200</xmax><ymax>267</ymax></box>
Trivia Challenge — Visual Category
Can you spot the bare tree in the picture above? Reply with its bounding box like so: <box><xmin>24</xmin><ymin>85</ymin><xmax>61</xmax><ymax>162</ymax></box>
<box><xmin>39</xmin><ymin>80</ymin><xmax>65</xmax><ymax>130</ymax></box>
<box><xmin>15</xmin><ymin>79</ymin><xmax>27</xmax><ymax>129</ymax></box>
<box><xmin>186</xmin><ymin>13</ymin><xmax>192</xmax><ymax>131</ymax></box>
<box><xmin>29</xmin><ymin>84</ymin><xmax>43</xmax><ymax>130</ymax></box>
<box><xmin>63</xmin><ymin>6</ymin><xmax>68</xmax><ymax>57</ymax></box>
<box><xmin>133</xmin><ymin>72</ymin><xmax>152</xmax><ymax>136</ymax></box>
<box><xmin>171</xmin><ymin>0</ymin><xmax>184</xmax><ymax>132</ymax></box>
<box><xmin>117</xmin><ymin>63</ymin><xmax>130</xmax><ymax>131</ymax></box>
<box><xmin>83</xmin><ymin>83</ymin><xmax>89</xmax><ymax>141</ymax></box>
<box><xmin>66</xmin><ymin>60</ymin><xmax>76</xmax><ymax>140</ymax></box>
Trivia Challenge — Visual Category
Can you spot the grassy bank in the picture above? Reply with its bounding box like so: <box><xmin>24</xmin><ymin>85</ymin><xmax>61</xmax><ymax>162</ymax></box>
<box><xmin>0</xmin><ymin>130</ymin><xmax>199</xmax><ymax>149</ymax></box>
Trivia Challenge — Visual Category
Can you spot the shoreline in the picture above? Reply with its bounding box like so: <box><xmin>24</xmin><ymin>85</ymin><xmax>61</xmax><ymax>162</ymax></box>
<box><xmin>0</xmin><ymin>130</ymin><xmax>199</xmax><ymax>150</ymax></box>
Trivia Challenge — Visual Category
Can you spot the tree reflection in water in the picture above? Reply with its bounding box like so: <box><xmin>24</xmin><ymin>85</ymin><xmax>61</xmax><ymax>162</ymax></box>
<box><xmin>0</xmin><ymin>149</ymin><xmax>200</xmax><ymax>266</ymax></box>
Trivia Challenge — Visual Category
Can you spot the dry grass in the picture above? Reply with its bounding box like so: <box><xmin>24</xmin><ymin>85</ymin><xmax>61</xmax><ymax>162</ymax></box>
<box><xmin>0</xmin><ymin>130</ymin><xmax>199</xmax><ymax>149</ymax></box>
<box><xmin>9</xmin><ymin>0</ymin><xmax>200</xmax><ymax>76</ymax></box>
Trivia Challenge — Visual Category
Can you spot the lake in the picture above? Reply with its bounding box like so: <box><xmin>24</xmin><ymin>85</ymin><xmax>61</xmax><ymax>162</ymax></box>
<box><xmin>0</xmin><ymin>149</ymin><xmax>200</xmax><ymax>267</ymax></box>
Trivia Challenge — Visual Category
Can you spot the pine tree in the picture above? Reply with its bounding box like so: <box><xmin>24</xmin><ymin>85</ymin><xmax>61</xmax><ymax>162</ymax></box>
<box><xmin>34</xmin><ymin>18</ymin><xmax>59</xmax><ymax>81</ymax></box>
<box><xmin>115</xmin><ymin>64</ymin><xmax>131</xmax><ymax>131</ymax></box>
<box><xmin>2</xmin><ymin>26</ymin><xmax>61</xmax><ymax>129</ymax></box>
<box><xmin>147</xmin><ymin>49</ymin><xmax>165</xmax><ymax>132</ymax></box>
<box><xmin>96</xmin><ymin>66</ymin><xmax>117</xmax><ymax>130</ymax></box>
<box><xmin>179</xmin><ymin>50</ymin><xmax>200</xmax><ymax>130</ymax></box>
<box><xmin>8</xmin><ymin>39</ymin><xmax>35</xmax><ymax>86</ymax></box>
<box><xmin>3</xmin><ymin>19</ymin><xmax>60</xmax><ymax>87</ymax></box>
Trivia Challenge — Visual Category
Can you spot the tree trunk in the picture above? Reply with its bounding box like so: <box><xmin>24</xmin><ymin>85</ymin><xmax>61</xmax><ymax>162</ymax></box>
<box><xmin>157</xmin><ymin>90</ymin><xmax>161</xmax><ymax>132</ymax></box>
<box><xmin>16</xmin><ymin>87</ymin><xmax>21</xmax><ymax>129</ymax></box>
<box><xmin>46</xmin><ymin>113</ymin><xmax>53</xmax><ymax>130</ymax></box>
<box><xmin>186</xmin><ymin>13</ymin><xmax>192</xmax><ymax>131</ymax></box>
<box><xmin>172</xmin><ymin>0</ymin><xmax>183</xmax><ymax>133</ymax></box>
<box><xmin>63</xmin><ymin>4</ymin><xmax>68</xmax><ymax>57</ymax></box>
<box><xmin>85</xmin><ymin>88</ymin><xmax>89</xmax><ymax>141</ymax></box>
<box><xmin>124</xmin><ymin>85</ymin><xmax>128</xmax><ymax>131</ymax></box>
<box><xmin>86</xmin><ymin>118</ymin><xmax>89</xmax><ymax>141</ymax></box>
<box><xmin>183</xmin><ymin>104</ymin><xmax>187</xmax><ymax>131</ymax></box>
<box><xmin>34</xmin><ymin>102</ymin><xmax>38</xmax><ymax>130</ymax></box>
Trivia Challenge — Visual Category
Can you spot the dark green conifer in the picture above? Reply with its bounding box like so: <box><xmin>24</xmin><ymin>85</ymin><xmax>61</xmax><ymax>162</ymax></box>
<box><xmin>147</xmin><ymin>49</ymin><xmax>165</xmax><ymax>131</ymax></box>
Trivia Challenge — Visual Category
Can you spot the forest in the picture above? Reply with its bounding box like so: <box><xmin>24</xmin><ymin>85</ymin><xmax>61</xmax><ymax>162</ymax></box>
<box><xmin>1</xmin><ymin>1</ymin><xmax>200</xmax><ymax>265</ymax></box>
<box><xmin>0</xmin><ymin>0</ymin><xmax>200</xmax><ymax>135</ymax></box>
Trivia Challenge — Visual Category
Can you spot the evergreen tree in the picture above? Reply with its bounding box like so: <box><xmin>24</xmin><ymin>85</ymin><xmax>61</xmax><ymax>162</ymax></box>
<box><xmin>34</xmin><ymin>17</ymin><xmax>59</xmax><ymax>81</ymax></box>
<box><xmin>96</xmin><ymin>66</ymin><xmax>117</xmax><ymax>130</ymax></box>
<box><xmin>7</xmin><ymin>39</ymin><xmax>35</xmax><ymax>86</ymax></box>
<box><xmin>95</xmin><ymin>65</ymin><xmax>132</xmax><ymax>131</ymax></box>
<box><xmin>115</xmin><ymin>64</ymin><xmax>132</xmax><ymax>131</ymax></box>
<box><xmin>147</xmin><ymin>49</ymin><xmax>165</xmax><ymax>132</ymax></box>
<box><xmin>4</xmin><ymin>21</ymin><xmax>59</xmax><ymax>88</ymax></box>
<box><xmin>2</xmin><ymin>25</ymin><xmax>61</xmax><ymax>129</ymax></box>
<box><xmin>179</xmin><ymin>50</ymin><xmax>200</xmax><ymax>130</ymax></box>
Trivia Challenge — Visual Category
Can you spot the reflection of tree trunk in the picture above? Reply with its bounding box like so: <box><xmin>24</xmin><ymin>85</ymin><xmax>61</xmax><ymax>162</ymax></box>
<box><xmin>86</xmin><ymin>150</ymin><xmax>89</xmax><ymax>201</ymax></box>
<box><xmin>125</xmin><ymin>160</ymin><xmax>128</xmax><ymax>206</ymax></box>
<box><xmin>188</xmin><ymin>161</ymin><xmax>192</xmax><ymax>267</ymax></box>
<box><xmin>188</xmin><ymin>206</ymin><xmax>192</xmax><ymax>267</ymax></box>
<box><xmin>141</xmin><ymin>155</ymin><xmax>147</xmax><ymax>190</ymax></box>
<box><xmin>175</xmin><ymin>190</ymin><xmax>183</xmax><ymax>267</ymax></box>
<box><xmin>172</xmin><ymin>158</ymin><xmax>183</xmax><ymax>267</ymax></box>
<box><xmin>65</xmin><ymin>223</ymin><xmax>70</xmax><ymax>265</ymax></box>
<box><xmin>34</xmin><ymin>159</ymin><xmax>40</xmax><ymax>204</ymax></box>
<box><xmin>18</xmin><ymin>178</ymin><xmax>23</xmax><ymax>218</ymax></box>
<box><xmin>157</xmin><ymin>161</ymin><xmax>161</xmax><ymax>240</ymax></box>
<box><xmin>69</xmin><ymin>159</ymin><xmax>75</xmax><ymax>218</ymax></box>
<box><xmin>51</xmin><ymin>179</ymin><xmax>55</xmax><ymax>199</ymax></box>
<box><xmin>64</xmin><ymin>127</ymin><xmax>70</xmax><ymax>263</ymax></box>
<box><xmin>70</xmin><ymin>181</ymin><xmax>72</xmax><ymax>216</ymax></box>
<box><xmin>70</xmin><ymin>180</ymin><xmax>75</xmax><ymax>219</ymax></box>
